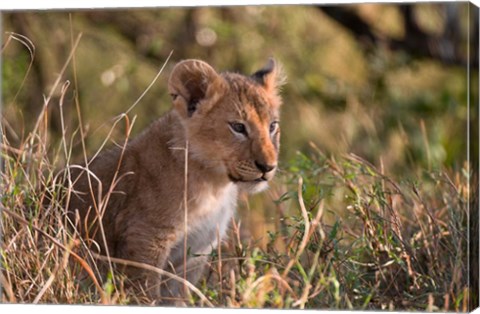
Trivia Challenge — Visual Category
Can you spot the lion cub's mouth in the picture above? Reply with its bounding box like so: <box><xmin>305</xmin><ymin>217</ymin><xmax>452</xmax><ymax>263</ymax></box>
<box><xmin>227</xmin><ymin>174</ymin><xmax>268</xmax><ymax>183</ymax></box>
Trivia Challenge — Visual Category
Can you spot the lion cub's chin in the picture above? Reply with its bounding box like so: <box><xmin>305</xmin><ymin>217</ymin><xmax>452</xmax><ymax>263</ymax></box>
<box><xmin>236</xmin><ymin>180</ymin><xmax>270</xmax><ymax>194</ymax></box>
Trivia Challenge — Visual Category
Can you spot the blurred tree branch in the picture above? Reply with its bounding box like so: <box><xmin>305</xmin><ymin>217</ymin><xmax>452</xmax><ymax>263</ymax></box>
<box><xmin>317</xmin><ymin>4</ymin><xmax>479</xmax><ymax>67</ymax></box>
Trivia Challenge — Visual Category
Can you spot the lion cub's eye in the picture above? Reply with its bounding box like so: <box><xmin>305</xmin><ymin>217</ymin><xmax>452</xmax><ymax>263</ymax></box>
<box><xmin>269</xmin><ymin>121</ymin><xmax>279</xmax><ymax>134</ymax></box>
<box><xmin>229</xmin><ymin>122</ymin><xmax>247</xmax><ymax>135</ymax></box>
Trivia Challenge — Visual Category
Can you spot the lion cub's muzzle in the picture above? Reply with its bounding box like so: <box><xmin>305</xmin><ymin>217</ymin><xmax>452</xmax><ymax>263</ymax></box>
<box><xmin>229</xmin><ymin>160</ymin><xmax>277</xmax><ymax>183</ymax></box>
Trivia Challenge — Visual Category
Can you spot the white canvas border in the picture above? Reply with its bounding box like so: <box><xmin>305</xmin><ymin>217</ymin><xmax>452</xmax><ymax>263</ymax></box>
<box><xmin>0</xmin><ymin>1</ymin><xmax>478</xmax><ymax>314</ymax></box>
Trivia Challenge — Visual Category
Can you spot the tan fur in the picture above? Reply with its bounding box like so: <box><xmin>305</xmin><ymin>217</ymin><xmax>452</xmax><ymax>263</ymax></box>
<box><xmin>67</xmin><ymin>59</ymin><xmax>285</xmax><ymax>304</ymax></box>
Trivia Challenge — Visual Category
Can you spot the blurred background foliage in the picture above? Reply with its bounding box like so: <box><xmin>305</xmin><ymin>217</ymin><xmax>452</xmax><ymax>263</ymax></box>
<box><xmin>3</xmin><ymin>4</ymin><xmax>477</xmax><ymax>170</ymax></box>
<box><xmin>1</xmin><ymin>3</ymin><xmax>478</xmax><ymax>245</ymax></box>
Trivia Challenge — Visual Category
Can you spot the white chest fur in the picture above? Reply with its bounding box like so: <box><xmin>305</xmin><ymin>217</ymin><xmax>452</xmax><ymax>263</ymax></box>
<box><xmin>168</xmin><ymin>183</ymin><xmax>238</xmax><ymax>265</ymax></box>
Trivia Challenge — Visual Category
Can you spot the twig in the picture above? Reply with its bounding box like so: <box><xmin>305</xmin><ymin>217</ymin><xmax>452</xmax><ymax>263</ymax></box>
<box><xmin>92</xmin><ymin>253</ymin><xmax>214</xmax><ymax>307</ymax></box>
<box><xmin>3</xmin><ymin>32</ymin><xmax>36</xmax><ymax>109</ymax></box>
<box><xmin>29</xmin><ymin>34</ymin><xmax>82</xmax><ymax>139</ymax></box>
<box><xmin>281</xmin><ymin>177</ymin><xmax>310</xmax><ymax>278</ymax></box>
<box><xmin>243</xmin><ymin>271</ymin><xmax>295</xmax><ymax>302</ymax></box>
<box><xmin>124</xmin><ymin>50</ymin><xmax>173</xmax><ymax>116</ymax></box>
<box><xmin>33</xmin><ymin>239</ymin><xmax>74</xmax><ymax>304</ymax></box>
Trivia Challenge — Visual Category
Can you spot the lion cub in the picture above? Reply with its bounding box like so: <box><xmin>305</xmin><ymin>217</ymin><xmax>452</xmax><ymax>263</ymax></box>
<box><xmin>68</xmin><ymin>59</ymin><xmax>284</xmax><ymax>304</ymax></box>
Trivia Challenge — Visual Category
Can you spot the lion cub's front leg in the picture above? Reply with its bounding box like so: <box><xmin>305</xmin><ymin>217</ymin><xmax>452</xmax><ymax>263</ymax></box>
<box><xmin>115</xmin><ymin>221</ymin><xmax>178</xmax><ymax>302</ymax></box>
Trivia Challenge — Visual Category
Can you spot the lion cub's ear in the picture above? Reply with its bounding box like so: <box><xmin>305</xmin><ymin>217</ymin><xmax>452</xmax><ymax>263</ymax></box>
<box><xmin>168</xmin><ymin>59</ymin><xmax>225</xmax><ymax>118</ymax></box>
<box><xmin>251</xmin><ymin>58</ymin><xmax>286</xmax><ymax>95</ymax></box>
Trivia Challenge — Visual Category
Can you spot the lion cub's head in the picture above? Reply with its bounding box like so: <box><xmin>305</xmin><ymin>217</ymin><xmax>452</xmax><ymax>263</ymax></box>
<box><xmin>168</xmin><ymin>59</ymin><xmax>285</xmax><ymax>193</ymax></box>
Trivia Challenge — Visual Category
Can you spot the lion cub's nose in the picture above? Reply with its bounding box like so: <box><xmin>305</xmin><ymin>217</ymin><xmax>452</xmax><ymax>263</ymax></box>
<box><xmin>255</xmin><ymin>161</ymin><xmax>276</xmax><ymax>173</ymax></box>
